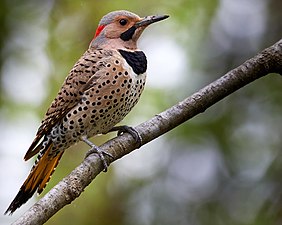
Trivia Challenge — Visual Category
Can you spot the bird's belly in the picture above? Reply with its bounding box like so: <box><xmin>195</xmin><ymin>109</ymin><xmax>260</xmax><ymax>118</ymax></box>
<box><xmin>87</xmin><ymin>71</ymin><xmax>147</xmax><ymax>135</ymax></box>
<box><xmin>52</xmin><ymin>71</ymin><xmax>146</xmax><ymax>148</ymax></box>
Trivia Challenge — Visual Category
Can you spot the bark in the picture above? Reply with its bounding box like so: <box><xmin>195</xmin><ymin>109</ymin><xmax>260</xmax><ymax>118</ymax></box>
<box><xmin>12</xmin><ymin>39</ymin><xmax>282</xmax><ymax>225</ymax></box>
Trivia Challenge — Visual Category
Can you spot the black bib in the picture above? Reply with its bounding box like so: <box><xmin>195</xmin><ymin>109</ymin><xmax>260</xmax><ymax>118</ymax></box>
<box><xmin>118</xmin><ymin>50</ymin><xmax>147</xmax><ymax>75</ymax></box>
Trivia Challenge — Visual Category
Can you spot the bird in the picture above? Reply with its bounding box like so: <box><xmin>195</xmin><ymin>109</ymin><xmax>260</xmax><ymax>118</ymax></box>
<box><xmin>5</xmin><ymin>10</ymin><xmax>169</xmax><ymax>215</ymax></box>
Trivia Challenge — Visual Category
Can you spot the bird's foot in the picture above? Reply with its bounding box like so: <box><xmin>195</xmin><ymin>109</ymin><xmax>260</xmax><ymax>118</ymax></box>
<box><xmin>108</xmin><ymin>125</ymin><xmax>142</xmax><ymax>147</ymax></box>
<box><xmin>81</xmin><ymin>136</ymin><xmax>113</xmax><ymax>172</ymax></box>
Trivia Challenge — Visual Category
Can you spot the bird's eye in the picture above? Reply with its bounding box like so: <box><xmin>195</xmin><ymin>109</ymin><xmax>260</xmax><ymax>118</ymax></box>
<box><xmin>119</xmin><ymin>19</ymin><xmax>128</xmax><ymax>26</ymax></box>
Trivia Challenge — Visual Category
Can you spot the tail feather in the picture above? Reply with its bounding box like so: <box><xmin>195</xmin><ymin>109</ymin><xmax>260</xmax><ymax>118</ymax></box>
<box><xmin>5</xmin><ymin>142</ymin><xmax>64</xmax><ymax>215</ymax></box>
<box><xmin>24</xmin><ymin>135</ymin><xmax>43</xmax><ymax>161</ymax></box>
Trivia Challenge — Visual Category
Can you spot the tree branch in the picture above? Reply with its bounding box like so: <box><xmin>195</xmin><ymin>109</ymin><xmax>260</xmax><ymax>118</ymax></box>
<box><xmin>12</xmin><ymin>39</ymin><xmax>282</xmax><ymax>225</ymax></box>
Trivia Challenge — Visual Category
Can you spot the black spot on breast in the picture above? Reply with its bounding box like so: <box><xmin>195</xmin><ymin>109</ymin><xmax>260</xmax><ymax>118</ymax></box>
<box><xmin>118</xmin><ymin>50</ymin><xmax>147</xmax><ymax>75</ymax></box>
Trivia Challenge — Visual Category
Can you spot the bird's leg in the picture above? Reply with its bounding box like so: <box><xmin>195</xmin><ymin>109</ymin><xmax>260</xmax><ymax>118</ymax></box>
<box><xmin>107</xmin><ymin>125</ymin><xmax>142</xmax><ymax>147</ymax></box>
<box><xmin>80</xmin><ymin>136</ymin><xmax>113</xmax><ymax>172</ymax></box>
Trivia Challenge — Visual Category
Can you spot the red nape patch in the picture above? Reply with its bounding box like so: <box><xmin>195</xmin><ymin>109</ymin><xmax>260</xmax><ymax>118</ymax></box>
<box><xmin>94</xmin><ymin>25</ymin><xmax>105</xmax><ymax>38</ymax></box>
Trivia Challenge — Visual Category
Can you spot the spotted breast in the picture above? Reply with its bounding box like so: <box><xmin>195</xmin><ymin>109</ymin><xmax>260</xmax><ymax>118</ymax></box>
<box><xmin>50</xmin><ymin>49</ymin><xmax>147</xmax><ymax>151</ymax></box>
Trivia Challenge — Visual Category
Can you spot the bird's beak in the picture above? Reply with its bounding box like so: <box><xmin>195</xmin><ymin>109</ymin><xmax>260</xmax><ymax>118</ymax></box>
<box><xmin>120</xmin><ymin>14</ymin><xmax>169</xmax><ymax>42</ymax></box>
<box><xmin>135</xmin><ymin>14</ymin><xmax>169</xmax><ymax>28</ymax></box>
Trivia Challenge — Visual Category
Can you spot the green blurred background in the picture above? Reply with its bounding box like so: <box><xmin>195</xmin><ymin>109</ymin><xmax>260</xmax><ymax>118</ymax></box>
<box><xmin>1</xmin><ymin>0</ymin><xmax>282</xmax><ymax>224</ymax></box>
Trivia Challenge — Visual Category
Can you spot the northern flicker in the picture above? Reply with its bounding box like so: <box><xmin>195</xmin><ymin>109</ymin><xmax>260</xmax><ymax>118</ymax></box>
<box><xmin>5</xmin><ymin>10</ymin><xmax>169</xmax><ymax>215</ymax></box>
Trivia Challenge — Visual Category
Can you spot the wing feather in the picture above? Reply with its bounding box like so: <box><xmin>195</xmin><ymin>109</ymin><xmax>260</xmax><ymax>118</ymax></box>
<box><xmin>24</xmin><ymin>49</ymin><xmax>112</xmax><ymax>160</ymax></box>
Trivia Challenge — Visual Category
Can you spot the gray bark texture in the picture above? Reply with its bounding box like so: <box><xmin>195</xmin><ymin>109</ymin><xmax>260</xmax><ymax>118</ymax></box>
<box><xmin>12</xmin><ymin>39</ymin><xmax>282</xmax><ymax>225</ymax></box>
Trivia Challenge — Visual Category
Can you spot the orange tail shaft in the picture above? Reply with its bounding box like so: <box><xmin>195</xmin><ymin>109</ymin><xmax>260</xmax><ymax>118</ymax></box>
<box><xmin>5</xmin><ymin>142</ymin><xmax>64</xmax><ymax>215</ymax></box>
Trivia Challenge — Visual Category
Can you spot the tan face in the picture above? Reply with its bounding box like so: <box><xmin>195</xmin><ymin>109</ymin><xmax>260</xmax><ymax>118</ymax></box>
<box><xmin>90</xmin><ymin>11</ymin><xmax>169</xmax><ymax>50</ymax></box>
<box><xmin>104</xmin><ymin>16</ymin><xmax>141</xmax><ymax>38</ymax></box>
<box><xmin>102</xmin><ymin>15</ymin><xmax>143</xmax><ymax>40</ymax></box>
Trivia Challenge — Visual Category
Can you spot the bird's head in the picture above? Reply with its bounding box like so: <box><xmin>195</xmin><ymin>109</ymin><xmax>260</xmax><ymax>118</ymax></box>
<box><xmin>90</xmin><ymin>10</ymin><xmax>169</xmax><ymax>50</ymax></box>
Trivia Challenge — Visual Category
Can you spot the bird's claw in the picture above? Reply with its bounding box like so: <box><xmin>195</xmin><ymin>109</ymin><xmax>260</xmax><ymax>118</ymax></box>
<box><xmin>85</xmin><ymin>146</ymin><xmax>113</xmax><ymax>172</ymax></box>
<box><xmin>81</xmin><ymin>136</ymin><xmax>113</xmax><ymax>172</ymax></box>
<box><xmin>108</xmin><ymin>125</ymin><xmax>142</xmax><ymax>147</ymax></box>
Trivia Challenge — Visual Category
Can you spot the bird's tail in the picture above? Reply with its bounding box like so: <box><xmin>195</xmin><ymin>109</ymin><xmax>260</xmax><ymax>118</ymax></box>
<box><xmin>5</xmin><ymin>141</ymin><xmax>64</xmax><ymax>215</ymax></box>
